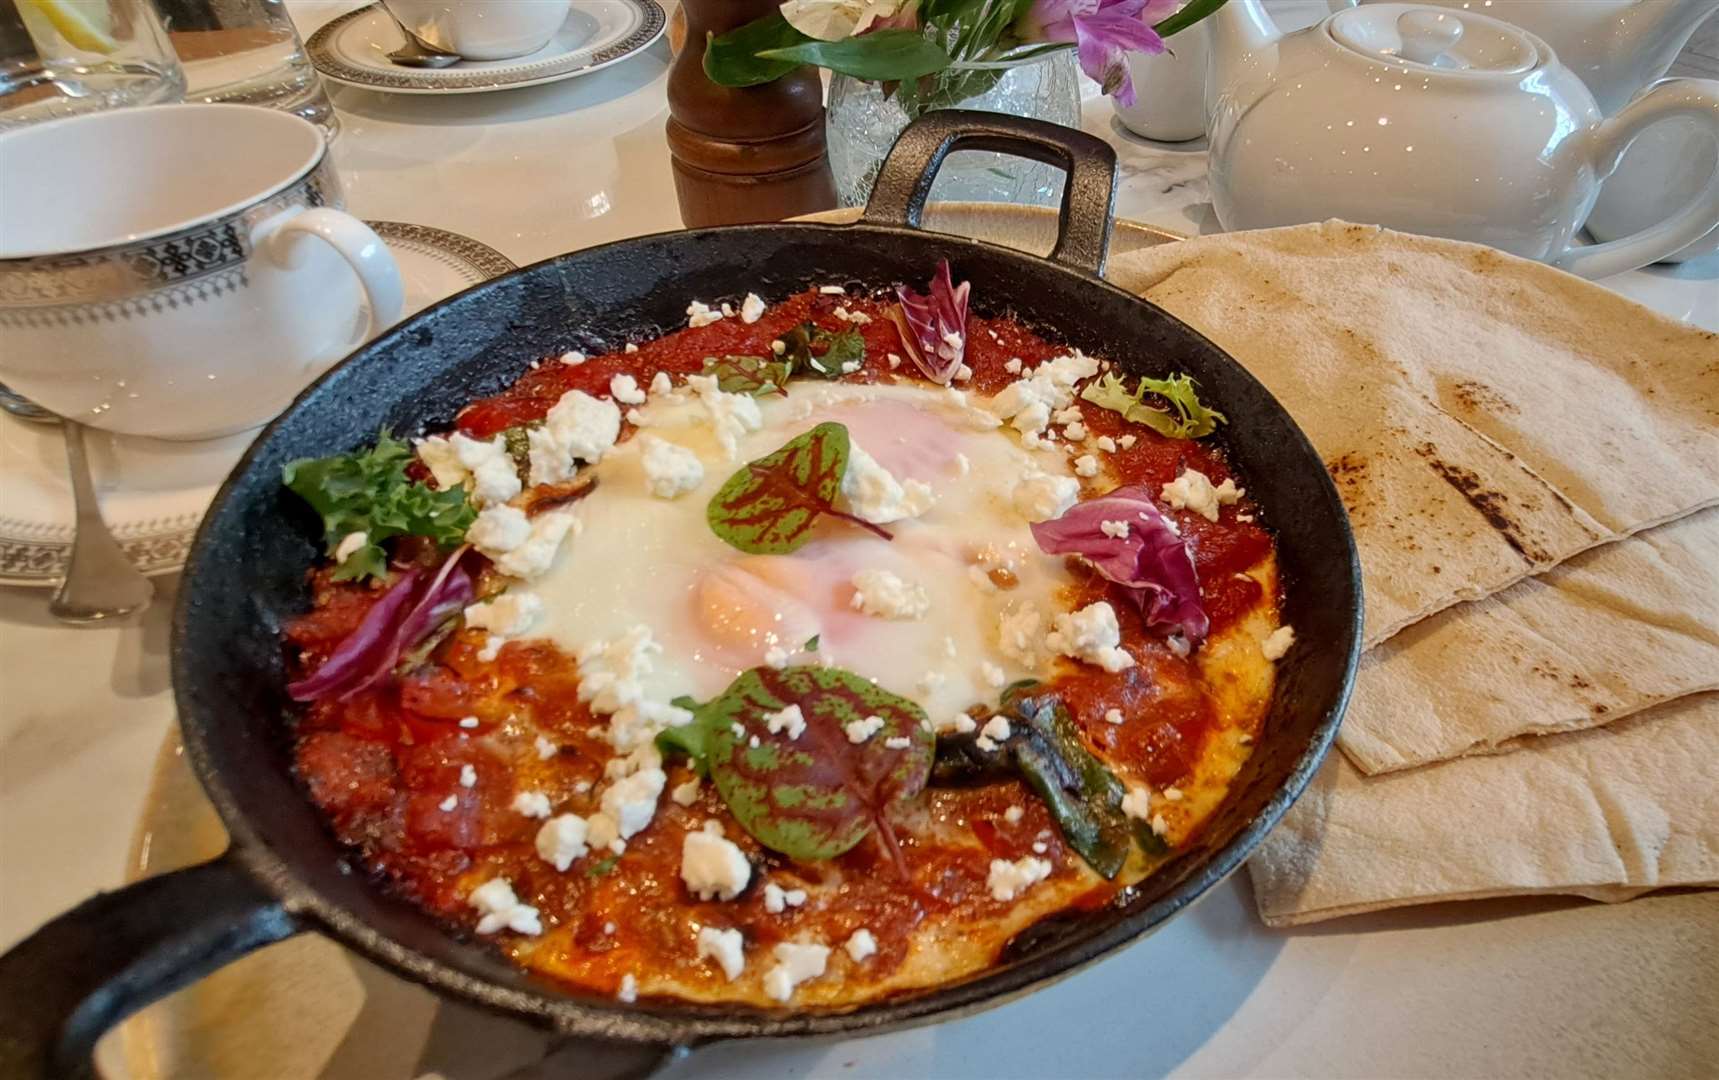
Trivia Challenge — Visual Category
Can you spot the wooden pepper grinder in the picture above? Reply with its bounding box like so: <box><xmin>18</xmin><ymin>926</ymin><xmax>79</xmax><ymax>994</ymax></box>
<box><xmin>666</xmin><ymin>0</ymin><xmax>839</xmax><ymax>226</ymax></box>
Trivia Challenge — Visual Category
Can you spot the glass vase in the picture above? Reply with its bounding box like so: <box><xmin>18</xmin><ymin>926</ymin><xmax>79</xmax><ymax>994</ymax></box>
<box><xmin>826</xmin><ymin>50</ymin><xmax>1082</xmax><ymax>208</ymax></box>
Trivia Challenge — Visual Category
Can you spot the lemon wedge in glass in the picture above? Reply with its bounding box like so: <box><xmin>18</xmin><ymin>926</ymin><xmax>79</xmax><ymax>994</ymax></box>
<box><xmin>19</xmin><ymin>0</ymin><xmax>119</xmax><ymax>55</ymax></box>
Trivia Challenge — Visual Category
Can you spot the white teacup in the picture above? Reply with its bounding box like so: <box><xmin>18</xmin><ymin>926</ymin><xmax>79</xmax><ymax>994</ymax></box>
<box><xmin>381</xmin><ymin>0</ymin><xmax>573</xmax><ymax>60</ymax></box>
<box><xmin>0</xmin><ymin>104</ymin><xmax>402</xmax><ymax>440</ymax></box>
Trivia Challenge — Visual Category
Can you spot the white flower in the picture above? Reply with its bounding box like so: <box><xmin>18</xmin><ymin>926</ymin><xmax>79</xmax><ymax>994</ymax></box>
<box><xmin>779</xmin><ymin>0</ymin><xmax>901</xmax><ymax>42</ymax></box>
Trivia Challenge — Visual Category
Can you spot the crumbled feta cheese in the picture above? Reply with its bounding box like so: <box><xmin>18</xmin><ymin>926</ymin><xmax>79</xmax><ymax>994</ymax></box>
<box><xmin>1150</xmin><ymin>813</ymin><xmax>1170</xmax><ymax>838</ymax></box>
<box><xmin>600</xmin><ymin>766</ymin><xmax>666</xmax><ymax>839</ymax></box>
<box><xmin>476</xmin><ymin>635</ymin><xmax>504</xmax><ymax>663</ymax></box>
<box><xmin>1121</xmin><ymin>786</ymin><xmax>1153</xmax><ymax>821</ymax></box>
<box><xmin>1104</xmin><ymin>707</ymin><xmax>1124</xmax><ymax>725</ymax></box>
<box><xmin>513</xmin><ymin>791</ymin><xmax>552</xmax><ymax>818</ymax></box>
<box><xmin>465</xmin><ymin>591</ymin><xmax>543</xmax><ymax>637</ymax></box>
<box><xmin>987</xmin><ymin>350</ymin><xmax>1100</xmax><ymax>440</ymax></box>
<box><xmin>763</xmin><ymin>704</ymin><xmax>807</xmax><ymax>740</ymax></box>
<box><xmin>934</xmin><ymin>712</ymin><xmax>978</xmax><ymax>736</ymax></box>
<box><xmin>884</xmin><ymin>736</ymin><xmax>911</xmax><ymax>750</ymax></box>
<box><xmin>469</xmin><ymin>878</ymin><xmax>542</xmax><ymax>935</ymax></box>
<box><xmin>735</xmin><ymin>292</ymin><xmax>766</xmax><ymax>324</ymax></box>
<box><xmin>438</xmin><ymin>794</ymin><xmax>458</xmax><ymax>811</ymax></box>
<box><xmin>1099</xmin><ymin>519</ymin><xmax>1130</xmax><ymax>539</ymax></box>
<box><xmin>459</xmin><ymin>764</ymin><xmax>477</xmax><ymax>788</ymax></box>
<box><xmin>818</xmin><ymin>284</ymin><xmax>845</xmax><ymax>295</ymax></box>
<box><xmin>763</xmin><ymin>645</ymin><xmax>790</xmax><ymax>669</ymax></box>
<box><xmin>624</xmin><ymin>342</ymin><xmax>639</xmax><ymax>354</ymax></box>
<box><xmin>844</xmin><ymin>928</ymin><xmax>877</xmax><ymax>963</ymax></box>
<box><xmin>997</xmin><ymin>603</ymin><xmax>1045</xmax><ymax>667</ymax></box>
<box><xmin>535</xmin><ymin>735</ymin><xmax>558</xmax><ymax>760</ymax></box>
<box><xmin>535</xmin><ymin>813</ymin><xmax>590</xmax><ymax>871</ymax></box>
<box><xmin>917</xmin><ymin>670</ymin><xmax>945</xmax><ymax>695</ymax></box>
<box><xmin>833</xmin><ymin>305</ymin><xmax>872</xmax><ymax>325</ymax></box>
<box><xmin>764</xmin><ymin>942</ymin><xmax>830</xmax><ymax>1002</ymax></box>
<box><xmin>686</xmin><ymin>373</ymin><xmax>764</xmax><ymax>459</ymax></box>
<box><xmin>1064</xmin><ymin>421</ymin><xmax>1087</xmax><ymax>441</ymax></box>
<box><xmin>845</xmin><ymin>715</ymin><xmax>886</xmax><ymax>743</ymax></box>
<box><xmin>1032</xmin><ymin>841</ymin><xmax>1048</xmax><ymax>854</ymax></box>
<box><xmin>980</xmin><ymin>715</ymin><xmax>1011</xmax><ymax>742</ymax></box>
<box><xmin>639</xmin><ymin>435</ymin><xmax>705</xmax><ymax>499</ymax></box>
<box><xmin>617</xmin><ymin>974</ymin><xmax>637</xmax><ymax>1002</ymax></box>
<box><xmin>1003</xmin><ymin>805</ymin><xmax>1024</xmax><ymax>824</ymax></box>
<box><xmin>1074</xmin><ymin>454</ymin><xmax>1100</xmax><ymax>478</ymax></box>
<box><xmin>687</xmin><ymin>300</ymin><xmax>725</xmax><ymax>328</ymax></box>
<box><xmin>1004</xmin><ymin>357</ymin><xmax>1022</xmax><ymax>375</ymax></box>
<box><xmin>1011</xmin><ymin>472</ymin><xmax>1080</xmax><ymax>522</ymax></box>
<box><xmin>333</xmin><ymin>531</ymin><xmax>368</xmax><ymax>563</ymax></box>
<box><xmin>762</xmin><ymin>881</ymin><xmax>808</xmax><ymax>914</ymax></box>
<box><xmin>980</xmin><ymin>661</ymin><xmax>1006</xmax><ymax>688</ymax></box>
<box><xmin>474</xmin><ymin>509</ymin><xmax>576</xmax><ymax>580</ymax></box>
<box><xmin>671</xmin><ymin>778</ymin><xmax>701</xmax><ymax>806</ymax></box>
<box><xmin>1262</xmin><ymin>625</ymin><xmax>1296</xmax><ymax>661</ymax></box>
<box><xmin>527</xmin><ymin>389</ymin><xmax>622</xmax><ymax>486</ymax></box>
<box><xmin>837</xmin><ymin>442</ymin><xmax>936</xmax><ymax>524</ymax></box>
<box><xmin>887</xmin><ymin>353</ymin><xmax>902</xmax><ymax>369</ymax></box>
<box><xmin>1052</xmin><ymin>406</ymin><xmax>1082</xmax><ymax>425</ymax></box>
<box><xmin>697</xmin><ymin>926</ymin><xmax>747</xmax><ymax>980</ymax></box>
<box><xmin>585</xmin><ymin>811</ymin><xmax>620</xmax><ymax>852</ymax></box>
<box><xmin>576</xmin><ymin>625</ymin><xmax>659</xmax><ymax>715</ymax></box>
<box><xmin>415</xmin><ymin>435</ymin><xmax>470</xmax><ymax>491</ymax></box>
<box><xmin>610</xmin><ymin>373</ymin><xmax>647</xmax><ymax>405</ymax></box>
<box><xmin>1160</xmin><ymin>467</ymin><xmax>1243</xmax><ymax>523</ymax></box>
<box><xmin>681</xmin><ymin>828</ymin><xmax>751</xmax><ymax>900</ymax></box>
<box><xmin>986</xmin><ymin>856</ymin><xmax>1053</xmax><ymax>902</ymax></box>
<box><xmin>954</xmin><ymin>363</ymin><xmax>973</xmax><ymax>382</ymax></box>
<box><xmin>849</xmin><ymin>568</ymin><xmax>930</xmax><ymax>620</ymax></box>
<box><xmin>1047</xmin><ymin>601</ymin><xmax>1134</xmax><ymax>673</ymax></box>
<box><xmin>1117</xmin><ymin>434</ymin><xmax>1138</xmax><ymax>449</ymax></box>
<box><xmin>1095</xmin><ymin>435</ymin><xmax>1117</xmax><ymax>452</ymax></box>
<box><xmin>560</xmin><ymin>350</ymin><xmax>586</xmax><ymax>366</ymax></box>
<box><xmin>459</xmin><ymin>715</ymin><xmax>480</xmax><ymax>730</ymax></box>
<box><xmin>1164</xmin><ymin>786</ymin><xmax>1184</xmax><ymax>801</ymax></box>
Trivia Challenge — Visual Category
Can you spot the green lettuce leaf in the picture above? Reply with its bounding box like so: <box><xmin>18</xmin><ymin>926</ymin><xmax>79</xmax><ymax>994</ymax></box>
<box><xmin>1079</xmin><ymin>372</ymin><xmax>1227</xmax><ymax>440</ymax></box>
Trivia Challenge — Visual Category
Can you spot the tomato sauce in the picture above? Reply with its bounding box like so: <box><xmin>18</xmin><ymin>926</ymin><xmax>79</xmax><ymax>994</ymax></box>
<box><xmin>287</xmin><ymin>288</ymin><xmax>1277</xmax><ymax>1002</ymax></box>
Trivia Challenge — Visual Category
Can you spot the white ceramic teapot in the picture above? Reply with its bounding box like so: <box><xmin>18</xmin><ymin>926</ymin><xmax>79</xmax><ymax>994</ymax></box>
<box><xmin>1328</xmin><ymin>0</ymin><xmax>1718</xmax><ymax>115</ymax></box>
<box><xmin>1205</xmin><ymin>1</ymin><xmax>1719</xmax><ymax>278</ymax></box>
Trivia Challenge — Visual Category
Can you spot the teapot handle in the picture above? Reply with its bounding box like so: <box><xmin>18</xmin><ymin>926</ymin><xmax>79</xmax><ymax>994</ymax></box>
<box><xmin>1551</xmin><ymin>79</ymin><xmax>1719</xmax><ymax>279</ymax></box>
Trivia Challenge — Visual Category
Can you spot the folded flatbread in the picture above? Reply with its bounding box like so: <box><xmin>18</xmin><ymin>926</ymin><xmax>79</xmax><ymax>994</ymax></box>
<box><xmin>1338</xmin><ymin>508</ymin><xmax>1719</xmax><ymax>774</ymax></box>
<box><xmin>1106</xmin><ymin>222</ymin><xmax>1719</xmax><ymax>646</ymax></box>
<box><xmin>1249</xmin><ymin>692</ymin><xmax>1719</xmax><ymax>926</ymax></box>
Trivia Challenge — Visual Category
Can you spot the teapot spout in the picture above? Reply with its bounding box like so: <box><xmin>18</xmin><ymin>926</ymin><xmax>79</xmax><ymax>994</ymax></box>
<box><xmin>1592</xmin><ymin>0</ymin><xmax>1719</xmax><ymax>113</ymax></box>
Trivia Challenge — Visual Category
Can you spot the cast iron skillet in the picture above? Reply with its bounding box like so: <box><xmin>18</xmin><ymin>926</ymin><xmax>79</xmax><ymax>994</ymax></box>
<box><xmin>0</xmin><ymin>112</ymin><xmax>1362</xmax><ymax>1079</ymax></box>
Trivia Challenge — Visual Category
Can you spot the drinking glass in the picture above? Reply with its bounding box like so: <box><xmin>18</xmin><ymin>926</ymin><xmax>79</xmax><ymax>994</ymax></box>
<box><xmin>155</xmin><ymin>0</ymin><xmax>334</xmax><ymax>132</ymax></box>
<box><xmin>0</xmin><ymin>0</ymin><xmax>185</xmax><ymax>127</ymax></box>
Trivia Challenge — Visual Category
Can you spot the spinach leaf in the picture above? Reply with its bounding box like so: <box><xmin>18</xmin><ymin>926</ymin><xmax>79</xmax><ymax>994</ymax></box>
<box><xmin>701</xmin><ymin>354</ymin><xmax>794</xmax><ymax>397</ymax></box>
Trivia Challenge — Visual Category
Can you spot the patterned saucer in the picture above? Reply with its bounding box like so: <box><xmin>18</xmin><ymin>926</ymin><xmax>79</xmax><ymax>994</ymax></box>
<box><xmin>307</xmin><ymin>1</ymin><xmax>667</xmax><ymax>95</ymax></box>
<box><xmin>0</xmin><ymin>222</ymin><xmax>515</xmax><ymax>587</ymax></box>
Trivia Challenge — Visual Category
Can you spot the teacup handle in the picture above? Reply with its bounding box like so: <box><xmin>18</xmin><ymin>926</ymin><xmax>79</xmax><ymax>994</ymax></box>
<box><xmin>1552</xmin><ymin>79</ymin><xmax>1719</xmax><ymax>279</ymax></box>
<box><xmin>254</xmin><ymin>207</ymin><xmax>405</xmax><ymax>334</ymax></box>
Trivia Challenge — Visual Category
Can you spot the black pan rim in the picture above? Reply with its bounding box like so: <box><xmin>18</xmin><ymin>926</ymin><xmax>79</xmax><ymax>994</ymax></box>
<box><xmin>172</xmin><ymin>216</ymin><xmax>1363</xmax><ymax>1046</ymax></box>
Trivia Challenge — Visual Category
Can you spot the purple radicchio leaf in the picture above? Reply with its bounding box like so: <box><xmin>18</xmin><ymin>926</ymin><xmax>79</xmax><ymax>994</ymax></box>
<box><xmin>288</xmin><ymin>545</ymin><xmax>475</xmax><ymax>702</ymax></box>
<box><xmin>1029</xmin><ymin>485</ymin><xmax>1210</xmax><ymax>644</ymax></box>
<box><xmin>889</xmin><ymin>259</ymin><xmax>970</xmax><ymax>385</ymax></box>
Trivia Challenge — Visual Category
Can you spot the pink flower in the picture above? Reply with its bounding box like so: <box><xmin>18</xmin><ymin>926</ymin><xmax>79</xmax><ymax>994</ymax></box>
<box><xmin>1018</xmin><ymin>0</ymin><xmax>1176</xmax><ymax>106</ymax></box>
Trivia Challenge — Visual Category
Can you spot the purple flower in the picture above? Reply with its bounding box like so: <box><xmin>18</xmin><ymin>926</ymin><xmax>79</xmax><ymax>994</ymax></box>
<box><xmin>1018</xmin><ymin>0</ymin><xmax>1175</xmax><ymax>106</ymax></box>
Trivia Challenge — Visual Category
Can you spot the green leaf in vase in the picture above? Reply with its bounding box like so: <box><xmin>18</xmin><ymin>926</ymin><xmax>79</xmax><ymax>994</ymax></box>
<box><xmin>703</xmin><ymin>14</ymin><xmax>804</xmax><ymax>87</ymax></box>
<box><xmin>691</xmin><ymin>665</ymin><xmax>933</xmax><ymax>868</ymax></box>
<box><xmin>706</xmin><ymin>422</ymin><xmax>890</xmax><ymax>554</ymax></box>
<box><xmin>700</xmin><ymin>354</ymin><xmax>794</xmax><ymax>397</ymax></box>
<box><xmin>757</xmin><ymin>28</ymin><xmax>951</xmax><ymax>83</ymax></box>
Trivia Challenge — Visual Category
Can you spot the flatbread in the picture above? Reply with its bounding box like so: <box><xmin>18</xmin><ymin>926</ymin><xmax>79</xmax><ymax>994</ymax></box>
<box><xmin>1106</xmin><ymin>221</ymin><xmax>1719</xmax><ymax>646</ymax></box>
<box><xmin>1338</xmin><ymin>508</ymin><xmax>1719</xmax><ymax>774</ymax></box>
<box><xmin>1248</xmin><ymin>693</ymin><xmax>1719</xmax><ymax>926</ymax></box>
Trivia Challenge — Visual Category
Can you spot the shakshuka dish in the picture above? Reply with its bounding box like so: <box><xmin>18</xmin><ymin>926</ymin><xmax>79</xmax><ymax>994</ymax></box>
<box><xmin>282</xmin><ymin>262</ymin><xmax>1293</xmax><ymax>1009</ymax></box>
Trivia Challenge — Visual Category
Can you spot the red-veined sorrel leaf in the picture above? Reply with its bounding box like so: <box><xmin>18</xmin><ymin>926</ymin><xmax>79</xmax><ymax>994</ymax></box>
<box><xmin>706</xmin><ymin>422</ymin><xmax>891</xmax><ymax>554</ymax></box>
<box><xmin>699</xmin><ymin>665</ymin><xmax>932</xmax><ymax>869</ymax></box>
<box><xmin>891</xmin><ymin>259</ymin><xmax>970</xmax><ymax>384</ymax></box>
<box><xmin>700</xmin><ymin>354</ymin><xmax>793</xmax><ymax>397</ymax></box>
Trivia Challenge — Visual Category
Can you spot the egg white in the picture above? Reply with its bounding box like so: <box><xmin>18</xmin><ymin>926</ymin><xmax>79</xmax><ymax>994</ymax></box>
<box><xmin>527</xmin><ymin>381</ymin><xmax>1077</xmax><ymax>723</ymax></box>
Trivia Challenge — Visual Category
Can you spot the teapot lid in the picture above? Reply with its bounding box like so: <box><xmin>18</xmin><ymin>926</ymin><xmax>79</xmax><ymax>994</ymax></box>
<box><xmin>1329</xmin><ymin>3</ymin><xmax>1539</xmax><ymax>74</ymax></box>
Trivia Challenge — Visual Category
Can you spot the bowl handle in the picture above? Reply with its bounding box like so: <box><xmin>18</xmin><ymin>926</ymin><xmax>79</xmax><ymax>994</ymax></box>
<box><xmin>859</xmin><ymin>110</ymin><xmax>1120</xmax><ymax>277</ymax></box>
<box><xmin>0</xmin><ymin>850</ymin><xmax>299</xmax><ymax>1079</ymax></box>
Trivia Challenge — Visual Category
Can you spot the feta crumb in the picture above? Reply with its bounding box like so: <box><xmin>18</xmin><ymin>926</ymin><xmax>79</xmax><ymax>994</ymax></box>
<box><xmin>763</xmin><ymin>645</ymin><xmax>790</xmax><ymax>669</ymax></box>
<box><xmin>980</xmin><ymin>661</ymin><xmax>1006</xmax><ymax>688</ymax></box>
<box><xmin>845</xmin><ymin>928</ymin><xmax>878</xmax><ymax>963</ymax></box>
<box><xmin>838</xmin><ymin>442</ymin><xmax>936</xmax><ymax>524</ymax></box>
<box><xmin>477</xmin><ymin>509</ymin><xmax>577</xmax><ymax>580</ymax></box>
<box><xmin>438</xmin><ymin>794</ymin><xmax>458</xmax><ymax>812</ymax></box>
<box><xmin>671</xmin><ymin>778</ymin><xmax>701</xmax><ymax>806</ymax></box>
<box><xmin>884</xmin><ymin>736</ymin><xmax>911</xmax><ymax>750</ymax></box>
<box><xmin>1121</xmin><ymin>786</ymin><xmax>1153</xmax><ymax>821</ymax></box>
<box><xmin>333</xmin><ymin>531</ymin><xmax>368</xmax><ymax>564</ymax></box>
<box><xmin>535</xmin><ymin>813</ymin><xmax>590</xmax><ymax>871</ymax></box>
<box><xmin>513</xmin><ymin>791</ymin><xmax>552</xmax><ymax>818</ymax></box>
<box><xmin>845</xmin><ymin>715</ymin><xmax>886</xmax><ymax>743</ymax></box>
<box><xmin>1064</xmin><ymin>421</ymin><xmax>1087</xmax><ymax>441</ymax></box>
<box><xmin>887</xmin><ymin>352</ymin><xmax>902</xmax><ymax>369</ymax></box>
<box><xmin>686</xmin><ymin>373</ymin><xmax>764</xmax><ymax>459</ymax></box>
<box><xmin>1003</xmin><ymin>805</ymin><xmax>1025</xmax><ymax>824</ymax></box>
<box><xmin>996</xmin><ymin>603</ymin><xmax>1045</xmax><ymax>667</ymax></box>
<box><xmin>1099</xmin><ymin>519</ymin><xmax>1131</xmax><ymax>540</ymax></box>
<box><xmin>465</xmin><ymin>591</ymin><xmax>544</xmax><ymax>638</ymax></box>
<box><xmin>980</xmin><ymin>715</ymin><xmax>1011</xmax><ymax>743</ymax></box>
<box><xmin>624</xmin><ymin>342</ymin><xmax>639</xmax><ymax>354</ymax></box>
<box><xmin>697</xmin><ymin>926</ymin><xmax>746</xmax><ymax>980</ymax></box>
<box><xmin>560</xmin><ymin>350</ymin><xmax>586</xmax><ymax>366</ymax></box>
<box><xmin>849</xmin><ymin>568</ymin><xmax>931</xmax><ymax>620</ymax></box>
<box><xmin>476</xmin><ymin>635</ymin><xmax>503</xmax><ymax>663</ymax></box>
<box><xmin>681</xmin><ymin>828</ymin><xmax>751</xmax><ymax>900</ymax></box>
<box><xmin>1160</xmin><ymin>467</ymin><xmax>1243</xmax><ymax>523</ymax></box>
<box><xmin>762</xmin><ymin>882</ymin><xmax>808</xmax><ymax>913</ymax></box>
<box><xmin>1150</xmin><ymin>813</ymin><xmax>1170</xmax><ymax>838</ymax></box>
<box><xmin>1073</xmin><ymin>454</ymin><xmax>1100</xmax><ymax>478</ymax></box>
<box><xmin>833</xmin><ymin>305</ymin><xmax>872</xmax><ymax>325</ymax></box>
<box><xmin>987</xmin><ymin>350</ymin><xmax>1100</xmax><ymax>441</ymax></box>
<box><xmin>1164</xmin><ymin>786</ymin><xmax>1184</xmax><ymax>801</ymax></box>
<box><xmin>1095</xmin><ymin>435</ymin><xmax>1117</xmax><ymax>452</ymax></box>
<box><xmin>975</xmin><ymin>736</ymin><xmax>997</xmax><ymax>752</ymax></box>
<box><xmin>917</xmin><ymin>670</ymin><xmax>946</xmax><ymax>695</ymax></box>
<box><xmin>459</xmin><ymin>716</ymin><xmax>480</xmax><ymax>730</ymax></box>
<box><xmin>1104</xmin><ymin>708</ymin><xmax>1125</xmax><ymax>725</ymax></box>
<box><xmin>934</xmin><ymin>712</ymin><xmax>978</xmax><ymax>736</ymax></box>
<box><xmin>610</xmin><ymin>373</ymin><xmax>647</xmax><ymax>405</ymax></box>
<box><xmin>617</xmin><ymin>974</ymin><xmax>637</xmax><ymax>1003</ymax></box>
<box><xmin>1262</xmin><ymin>625</ymin><xmax>1296</xmax><ymax>661</ymax></box>
<box><xmin>459</xmin><ymin>764</ymin><xmax>477</xmax><ymax>788</ymax></box>
<box><xmin>764</xmin><ymin>941</ymin><xmax>830</xmax><ymax>1002</ymax></box>
<box><xmin>1011</xmin><ymin>471</ymin><xmax>1081</xmax><ymax>522</ymax></box>
<box><xmin>535</xmin><ymin>735</ymin><xmax>558</xmax><ymax>760</ymax></box>
<box><xmin>687</xmin><ymin>300</ymin><xmax>725</xmax><ymax>328</ymax></box>
<box><xmin>600</xmin><ymin>766</ymin><xmax>666</xmax><ymax>839</ymax></box>
<box><xmin>1052</xmin><ymin>406</ymin><xmax>1082</xmax><ymax>425</ymax></box>
<box><xmin>763</xmin><ymin>704</ymin><xmax>807</xmax><ymax>740</ymax></box>
<box><xmin>1047</xmin><ymin>601</ymin><xmax>1134</xmax><ymax>673</ymax></box>
<box><xmin>739</xmin><ymin>292</ymin><xmax>766</xmax><ymax>324</ymax></box>
<box><xmin>1004</xmin><ymin>357</ymin><xmax>1023</xmax><ymax>375</ymax></box>
<box><xmin>987</xmin><ymin>856</ymin><xmax>1053</xmax><ymax>901</ymax></box>
<box><xmin>1118</xmin><ymin>434</ymin><xmax>1137</xmax><ymax>449</ymax></box>
<box><xmin>818</xmin><ymin>284</ymin><xmax>846</xmax><ymax>295</ymax></box>
<box><xmin>749</xmin><ymin>734</ymin><xmax>760</xmax><ymax>748</ymax></box>
<box><xmin>528</xmin><ymin>389</ymin><xmax>622</xmax><ymax>485</ymax></box>
<box><xmin>639</xmin><ymin>435</ymin><xmax>705</xmax><ymax>499</ymax></box>
<box><xmin>771</xmin><ymin>340</ymin><xmax>787</xmax><ymax>355</ymax></box>
<box><xmin>649</xmin><ymin>371</ymin><xmax>673</xmax><ymax>396</ymax></box>
<box><xmin>954</xmin><ymin>364</ymin><xmax>973</xmax><ymax>382</ymax></box>
<box><xmin>469</xmin><ymin>878</ymin><xmax>542</xmax><ymax>935</ymax></box>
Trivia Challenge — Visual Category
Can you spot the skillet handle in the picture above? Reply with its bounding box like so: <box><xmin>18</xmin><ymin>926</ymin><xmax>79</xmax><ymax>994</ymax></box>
<box><xmin>0</xmin><ymin>851</ymin><xmax>299</xmax><ymax>1079</ymax></box>
<box><xmin>859</xmin><ymin>109</ymin><xmax>1120</xmax><ymax>276</ymax></box>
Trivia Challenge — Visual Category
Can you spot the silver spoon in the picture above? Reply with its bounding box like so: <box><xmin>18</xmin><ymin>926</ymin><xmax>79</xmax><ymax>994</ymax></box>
<box><xmin>380</xmin><ymin>9</ymin><xmax>462</xmax><ymax>68</ymax></box>
<box><xmin>0</xmin><ymin>382</ymin><xmax>154</xmax><ymax>623</ymax></box>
